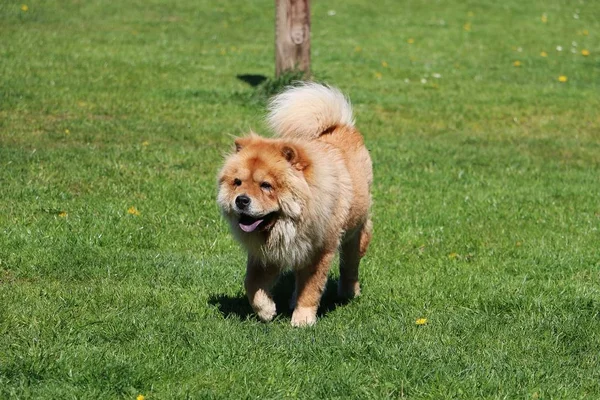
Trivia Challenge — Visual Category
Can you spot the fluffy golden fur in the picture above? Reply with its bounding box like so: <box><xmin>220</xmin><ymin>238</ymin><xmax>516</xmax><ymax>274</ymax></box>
<box><xmin>217</xmin><ymin>83</ymin><xmax>372</xmax><ymax>327</ymax></box>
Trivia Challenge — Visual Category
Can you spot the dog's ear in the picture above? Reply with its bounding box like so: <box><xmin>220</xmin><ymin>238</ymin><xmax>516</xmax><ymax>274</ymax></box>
<box><xmin>234</xmin><ymin>136</ymin><xmax>252</xmax><ymax>152</ymax></box>
<box><xmin>281</xmin><ymin>144</ymin><xmax>309</xmax><ymax>171</ymax></box>
<box><xmin>234</xmin><ymin>132</ymin><xmax>261</xmax><ymax>152</ymax></box>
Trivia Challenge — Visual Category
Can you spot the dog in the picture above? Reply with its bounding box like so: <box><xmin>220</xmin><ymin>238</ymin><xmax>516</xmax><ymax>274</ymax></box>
<box><xmin>217</xmin><ymin>83</ymin><xmax>372</xmax><ymax>326</ymax></box>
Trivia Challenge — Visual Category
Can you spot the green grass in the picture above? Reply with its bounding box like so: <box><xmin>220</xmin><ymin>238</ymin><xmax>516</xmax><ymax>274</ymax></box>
<box><xmin>1</xmin><ymin>0</ymin><xmax>600</xmax><ymax>398</ymax></box>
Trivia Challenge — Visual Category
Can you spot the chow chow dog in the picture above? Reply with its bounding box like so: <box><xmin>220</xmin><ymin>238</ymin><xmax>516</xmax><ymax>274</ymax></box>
<box><xmin>217</xmin><ymin>83</ymin><xmax>372</xmax><ymax>326</ymax></box>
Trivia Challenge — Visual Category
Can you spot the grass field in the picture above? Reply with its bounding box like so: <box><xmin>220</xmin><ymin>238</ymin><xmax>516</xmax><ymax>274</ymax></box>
<box><xmin>1</xmin><ymin>0</ymin><xmax>600</xmax><ymax>398</ymax></box>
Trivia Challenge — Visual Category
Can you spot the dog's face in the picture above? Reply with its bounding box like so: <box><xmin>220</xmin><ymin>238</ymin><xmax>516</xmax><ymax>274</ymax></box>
<box><xmin>217</xmin><ymin>134</ymin><xmax>310</xmax><ymax>236</ymax></box>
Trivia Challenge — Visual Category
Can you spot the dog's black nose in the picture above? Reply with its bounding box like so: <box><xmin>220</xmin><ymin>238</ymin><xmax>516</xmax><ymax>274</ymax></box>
<box><xmin>235</xmin><ymin>195</ymin><xmax>251</xmax><ymax>209</ymax></box>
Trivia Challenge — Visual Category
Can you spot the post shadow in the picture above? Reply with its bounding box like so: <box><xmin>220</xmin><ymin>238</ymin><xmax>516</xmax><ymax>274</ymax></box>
<box><xmin>236</xmin><ymin>74</ymin><xmax>268</xmax><ymax>87</ymax></box>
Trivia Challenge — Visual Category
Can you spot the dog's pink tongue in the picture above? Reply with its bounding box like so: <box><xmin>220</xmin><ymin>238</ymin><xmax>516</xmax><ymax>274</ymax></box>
<box><xmin>239</xmin><ymin>219</ymin><xmax>263</xmax><ymax>233</ymax></box>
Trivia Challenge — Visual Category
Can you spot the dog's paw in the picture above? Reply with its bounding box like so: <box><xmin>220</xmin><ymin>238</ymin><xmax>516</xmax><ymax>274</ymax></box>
<box><xmin>252</xmin><ymin>289</ymin><xmax>277</xmax><ymax>322</ymax></box>
<box><xmin>291</xmin><ymin>307</ymin><xmax>317</xmax><ymax>327</ymax></box>
<box><xmin>337</xmin><ymin>280</ymin><xmax>361</xmax><ymax>299</ymax></box>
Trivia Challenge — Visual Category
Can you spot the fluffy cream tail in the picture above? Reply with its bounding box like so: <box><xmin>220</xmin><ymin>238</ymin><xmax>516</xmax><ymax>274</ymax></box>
<box><xmin>267</xmin><ymin>82</ymin><xmax>354</xmax><ymax>139</ymax></box>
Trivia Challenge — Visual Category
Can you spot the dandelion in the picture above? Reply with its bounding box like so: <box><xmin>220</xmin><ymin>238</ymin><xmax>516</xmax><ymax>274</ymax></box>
<box><xmin>516</xmin><ymin>241</ymin><xmax>522</xmax><ymax>247</ymax></box>
<box><xmin>354</xmin><ymin>46</ymin><xmax>362</xmax><ymax>53</ymax></box>
<box><xmin>582</xmin><ymin>29</ymin><xmax>589</xmax><ymax>36</ymax></box>
<box><xmin>420</xmin><ymin>78</ymin><xmax>427</xmax><ymax>84</ymax></box>
<box><xmin>432</xmin><ymin>73</ymin><xmax>441</xmax><ymax>79</ymax></box>
<box><xmin>64</xmin><ymin>129</ymin><xmax>70</xmax><ymax>135</ymax></box>
<box><xmin>142</xmin><ymin>141</ymin><xmax>150</xmax><ymax>146</ymax></box>
<box><xmin>327</xmin><ymin>10</ymin><xmax>336</xmax><ymax>16</ymax></box>
<box><xmin>404</xmin><ymin>78</ymin><xmax>410</xmax><ymax>84</ymax></box>
<box><xmin>374</xmin><ymin>72</ymin><xmax>382</xmax><ymax>80</ymax></box>
<box><xmin>541</xmin><ymin>14</ymin><xmax>548</xmax><ymax>23</ymax></box>
<box><xmin>381</xmin><ymin>61</ymin><xmax>388</xmax><ymax>68</ymax></box>
<box><xmin>540</xmin><ymin>51</ymin><xmax>548</xmax><ymax>57</ymax></box>
<box><xmin>407</xmin><ymin>38</ymin><xmax>414</xmax><ymax>44</ymax></box>
<box><xmin>467</xmin><ymin>11</ymin><xmax>475</xmax><ymax>17</ymax></box>
<box><xmin>513</xmin><ymin>60</ymin><xmax>521</xmax><ymax>67</ymax></box>
<box><xmin>463</xmin><ymin>22</ymin><xmax>471</xmax><ymax>32</ymax></box>
<box><xmin>581</xmin><ymin>49</ymin><xmax>590</xmax><ymax>56</ymax></box>
<box><xmin>58</xmin><ymin>211</ymin><xmax>68</xmax><ymax>218</ymax></box>
<box><xmin>558</xmin><ymin>75</ymin><xmax>568</xmax><ymax>83</ymax></box>
<box><xmin>128</xmin><ymin>206</ymin><xmax>141</xmax><ymax>216</ymax></box>
<box><xmin>556</xmin><ymin>45</ymin><xmax>563</xmax><ymax>52</ymax></box>
<box><xmin>448</xmin><ymin>252</ymin><xmax>459</xmax><ymax>259</ymax></box>
<box><xmin>137</xmin><ymin>395</ymin><xmax>145</xmax><ymax>400</ymax></box>
<box><xmin>21</xmin><ymin>4</ymin><xmax>28</xmax><ymax>11</ymax></box>
<box><xmin>416</xmin><ymin>318</ymin><xmax>427</xmax><ymax>325</ymax></box>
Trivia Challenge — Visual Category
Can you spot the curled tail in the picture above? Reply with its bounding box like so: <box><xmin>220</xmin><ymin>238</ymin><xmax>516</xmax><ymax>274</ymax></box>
<box><xmin>267</xmin><ymin>82</ymin><xmax>354</xmax><ymax>140</ymax></box>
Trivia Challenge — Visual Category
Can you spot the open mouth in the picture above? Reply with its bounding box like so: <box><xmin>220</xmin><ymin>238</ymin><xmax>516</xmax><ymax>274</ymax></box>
<box><xmin>238</xmin><ymin>212</ymin><xmax>277</xmax><ymax>233</ymax></box>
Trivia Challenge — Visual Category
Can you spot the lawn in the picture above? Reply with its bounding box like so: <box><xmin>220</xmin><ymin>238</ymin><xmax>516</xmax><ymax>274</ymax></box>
<box><xmin>1</xmin><ymin>0</ymin><xmax>599</xmax><ymax>398</ymax></box>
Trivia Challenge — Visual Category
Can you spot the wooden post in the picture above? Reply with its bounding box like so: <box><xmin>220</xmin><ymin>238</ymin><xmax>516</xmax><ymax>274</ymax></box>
<box><xmin>275</xmin><ymin>0</ymin><xmax>310</xmax><ymax>77</ymax></box>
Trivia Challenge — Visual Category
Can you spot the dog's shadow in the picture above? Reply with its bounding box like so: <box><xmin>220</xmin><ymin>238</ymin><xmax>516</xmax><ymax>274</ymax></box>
<box><xmin>208</xmin><ymin>272</ymin><xmax>351</xmax><ymax>322</ymax></box>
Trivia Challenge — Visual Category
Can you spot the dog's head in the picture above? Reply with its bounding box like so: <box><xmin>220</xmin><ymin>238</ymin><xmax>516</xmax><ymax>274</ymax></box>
<box><xmin>217</xmin><ymin>134</ymin><xmax>310</xmax><ymax>237</ymax></box>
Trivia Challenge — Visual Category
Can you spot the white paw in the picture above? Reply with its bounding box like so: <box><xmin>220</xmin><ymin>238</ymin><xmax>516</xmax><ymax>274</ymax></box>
<box><xmin>291</xmin><ymin>307</ymin><xmax>317</xmax><ymax>327</ymax></box>
<box><xmin>252</xmin><ymin>289</ymin><xmax>277</xmax><ymax>322</ymax></box>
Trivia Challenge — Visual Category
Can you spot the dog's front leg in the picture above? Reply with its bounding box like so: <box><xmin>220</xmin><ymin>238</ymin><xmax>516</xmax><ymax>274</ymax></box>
<box><xmin>245</xmin><ymin>257</ymin><xmax>279</xmax><ymax>322</ymax></box>
<box><xmin>291</xmin><ymin>251</ymin><xmax>334</xmax><ymax>327</ymax></box>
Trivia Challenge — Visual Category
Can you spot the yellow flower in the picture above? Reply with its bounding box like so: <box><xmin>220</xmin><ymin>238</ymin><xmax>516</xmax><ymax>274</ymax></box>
<box><xmin>513</xmin><ymin>60</ymin><xmax>521</xmax><ymax>67</ymax></box>
<box><xmin>463</xmin><ymin>23</ymin><xmax>471</xmax><ymax>32</ymax></box>
<box><xmin>58</xmin><ymin>211</ymin><xmax>68</xmax><ymax>218</ymax></box>
<box><xmin>581</xmin><ymin>49</ymin><xmax>590</xmax><ymax>56</ymax></box>
<box><xmin>128</xmin><ymin>206</ymin><xmax>141</xmax><ymax>216</ymax></box>
<box><xmin>219</xmin><ymin>49</ymin><xmax>226</xmax><ymax>55</ymax></box>
<box><xmin>407</xmin><ymin>38</ymin><xmax>415</xmax><ymax>44</ymax></box>
<box><xmin>516</xmin><ymin>241</ymin><xmax>522</xmax><ymax>247</ymax></box>
<box><xmin>541</xmin><ymin>14</ymin><xmax>548</xmax><ymax>23</ymax></box>
<box><xmin>416</xmin><ymin>318</ymin><xmax>427</xmax><ymax>325</ymax></box>
<box><xmin>374</xmin><ymin>72</ymin><xmax>382</xmax><ymax>80</ymax></box>
<box><xmin>558</xmin><ymin>75</ymin><xmax>568</xmax><ymax>83</ymax></box>
<box><xmin>582</xmin><ymin>29</ymin><xmax>589</xmax><ymax>36</ymax></box>
<box><xmin>354</xmin><ymin>46</ymin><xmax>362</xmax><ymax>53</ymax></box>
<box><xmin>64</xmin><ymin>129</ymin><xmax>70</xmax><ymax>135</ymax></box>
<box><xmin>142</xmin><ymin>141</ymin><xmax>150</xmax><ymax>146</ymax></box>
<box><xmin>448</xmin><ymin>252</ymin><xmax>459</xmax><ymax>259</ymax></box>
<box><xmin>137</xmin><ymin>395</ymin><xmax>145</xmax><ymax>400</ymax></box>
<box><xmin>21</xmin><ymin>4</ymin><xmax>28</xmax><ymax>11</ymax></box>
<box><xmin>381</xmin><ymin>61</ymin><xmax>388</xmax><ymax>68</ymax></box>
<box><xmin>467</xmin><ymin>11</ymin><xmax>475</xmax><ymax>17</ymax></box>
<box><xmin>540</xmin><ymin>51</ymin><xmax>548</xmax><ymax>57</ymax></box>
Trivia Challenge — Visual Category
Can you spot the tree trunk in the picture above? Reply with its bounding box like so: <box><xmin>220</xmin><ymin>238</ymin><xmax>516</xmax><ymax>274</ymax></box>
<box><xmin>275</xmin><ymin>0</ymin><xmax>310</xmax><ymax>77</ymax></box>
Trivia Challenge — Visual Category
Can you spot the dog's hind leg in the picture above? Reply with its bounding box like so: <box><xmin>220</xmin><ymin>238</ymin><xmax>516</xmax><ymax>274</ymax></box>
<box><xmin>338</xmin><ymin>219</ymin><xmax>372</xmax><ymax>299</ymax></box>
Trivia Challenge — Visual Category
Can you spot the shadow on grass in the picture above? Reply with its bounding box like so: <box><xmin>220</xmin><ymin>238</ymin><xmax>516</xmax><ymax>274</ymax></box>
<box><xmin>236</xmin><ymin>74</ymin><xmax>268</xmax><ymax>87</ymax></box>
<box><xmin>208</xmin><ymin>272</ymin><xmax>351</xmax><ymax>322</ymax></box>
<box><xmin>235</xmin><ymin>71</ymin><xmax>313</xmax><ymax>106</ymax></box>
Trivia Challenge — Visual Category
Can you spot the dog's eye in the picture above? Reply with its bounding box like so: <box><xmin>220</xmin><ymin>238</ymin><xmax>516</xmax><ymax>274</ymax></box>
<box><xmin>260</xmin><ymin>182</ymin><xmax>272</xmax><ymax>190</ymax></box>
<box><xmin>233</xmin><ymin>178</ymin><xmax>242</xmax><ymax>187</ymax></box>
